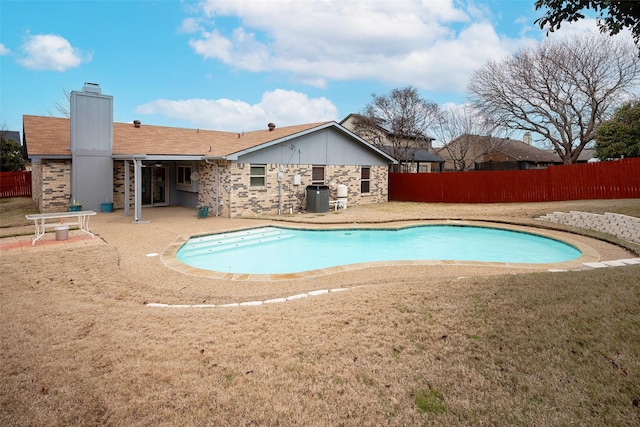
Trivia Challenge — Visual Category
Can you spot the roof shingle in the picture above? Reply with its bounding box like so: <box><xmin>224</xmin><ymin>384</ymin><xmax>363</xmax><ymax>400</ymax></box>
<box><xmin>23</xmin><ymin>115</ymin><xmax>331</xmax><ymax>157</ymax></box>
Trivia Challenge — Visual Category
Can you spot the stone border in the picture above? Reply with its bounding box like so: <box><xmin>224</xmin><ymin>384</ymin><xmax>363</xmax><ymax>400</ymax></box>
<box><xmin>146</xmin><ymin>287</ymin><xmax>350</xmax><ymax>309</ymax></box>
<box><xmin>537</xmin><ymin>211</ymin><xmax>640</xmax><ymax>244</ymax></box>
<box><xmin>582</xmin><ymin>258</ymin><xmax>640</xmax><ymax>270</ymax></box>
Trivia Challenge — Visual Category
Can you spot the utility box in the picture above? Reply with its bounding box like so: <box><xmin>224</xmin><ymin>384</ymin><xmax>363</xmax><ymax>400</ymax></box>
<box><xmin>306</xmin><ymin>185</ymin><xmax>330</xmax><ymax>213</ymax></box>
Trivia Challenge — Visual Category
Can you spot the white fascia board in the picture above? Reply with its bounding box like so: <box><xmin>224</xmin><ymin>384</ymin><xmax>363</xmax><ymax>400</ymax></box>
<box><xmin>112</xmin><ymin>154</ymin><xmax>203</xmax><ymax>161</ymax></box>
<box><xmin>112</xmin><ymin>154</ymin><xmax>147</xmax><ymax>160</ymax></box>
<box><xmin>140</xmin><ymin>155</ymin><xmax>203</xmax><ymax>161</ymax></box>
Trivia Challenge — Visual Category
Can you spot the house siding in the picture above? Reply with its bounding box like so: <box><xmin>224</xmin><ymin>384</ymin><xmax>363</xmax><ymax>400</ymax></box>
<box><xmin>237</xmin><ymin>127</ymin><xmax>390</xmax><ymax>167</ymax></box>
<box><xmin>198</xmin><ymin>162</ymin><xmax>388</xmax><ymax>217</ymax></box>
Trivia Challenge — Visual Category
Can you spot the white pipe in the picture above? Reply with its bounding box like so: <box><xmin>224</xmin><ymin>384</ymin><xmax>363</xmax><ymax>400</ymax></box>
<box><xmin>215</xmin><ymin>162</ymin><xmax>219</xmax><ymax>216</ymax></box>
<box><xmin>278</xmin><ymin>165</ymin><xmax>284</xmax><ymax>215</ymax></box>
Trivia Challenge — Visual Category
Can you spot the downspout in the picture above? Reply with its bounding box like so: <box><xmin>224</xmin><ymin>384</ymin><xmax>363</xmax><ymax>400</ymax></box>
<box><xmin>215</xmin><ymin>162</ymin><xmax>219</xmax><ymax>216</ymax></box>
<box><xmin>278</xmin><ymin>165</ymin><xmax>283</xmax><ymax>215</ymax></box>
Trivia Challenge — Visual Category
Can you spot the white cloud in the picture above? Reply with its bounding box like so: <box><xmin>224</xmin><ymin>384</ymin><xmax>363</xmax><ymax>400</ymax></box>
<box><xmin>543</xmin><ymin>17</ymin><xmax>606</xmax><ymax>39</ymax></box>
<box><xmin>136</xmin><ymin>89</ymin><xmax>338</xmax><ymax>131</ymax></box>
<box><xmin>180</xmin><ymin>17</ymin><xmax>199</xmax><ymax>33</ymax></box>
<box><xmin>18</xmin><ymin>34</ymin><xmax>91</xmax><ymax>71</ymax></box>
<box><xmin>536</xmin><ymin>16</ymin><xmax>637</xmax><ymax>45</ymax></box>
<box><xmin>0</xmin><ymin>43</ymin><xmax>10</xmax><ymax>55</ymax></box>
<box><xmin>185</xmin><ymin>0</ymin><xmax>535</xmax><ymax>93</ymax></box>
<box><xmin>189</xmin><ymin>27</ymin><xmax>270</xmax><ymax>72</ymax></box>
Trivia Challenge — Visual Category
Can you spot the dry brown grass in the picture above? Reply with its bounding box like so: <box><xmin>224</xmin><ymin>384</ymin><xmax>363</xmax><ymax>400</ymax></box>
<box><xmin>0</xmin><ymin>197</ymin><xmax>39</xmax><ymax>228</ymax></box>
<box><xmin>1</xmin><ymin>198</ymin><xmax>640</xmax><ymax>426</ymax></box>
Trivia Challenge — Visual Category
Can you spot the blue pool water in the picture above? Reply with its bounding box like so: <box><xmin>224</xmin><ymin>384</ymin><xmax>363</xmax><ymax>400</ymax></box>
<box><xmin>176</xmin><ymin>225</ymin><xmax>582</xmax><ymax>275</ymax></box>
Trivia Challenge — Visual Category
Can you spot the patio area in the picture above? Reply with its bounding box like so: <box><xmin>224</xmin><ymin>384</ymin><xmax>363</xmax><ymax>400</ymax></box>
<box><xmin>0</xmin><ymin>230</ymin><xmax>105</xmax><ymax>254</ymax></box>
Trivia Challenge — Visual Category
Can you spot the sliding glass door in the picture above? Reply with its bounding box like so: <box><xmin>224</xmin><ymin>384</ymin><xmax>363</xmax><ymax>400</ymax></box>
<box><xmin>142</xmin><ymin>165</ymin><xmax>168</xmax><ymax>206</ymax></box>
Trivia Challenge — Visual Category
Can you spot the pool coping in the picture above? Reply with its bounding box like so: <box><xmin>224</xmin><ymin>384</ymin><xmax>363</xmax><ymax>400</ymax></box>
<box><xmin>160</xmin><ymin>220</ymin><xmax>601</xmax><ymax>281</ymax></box>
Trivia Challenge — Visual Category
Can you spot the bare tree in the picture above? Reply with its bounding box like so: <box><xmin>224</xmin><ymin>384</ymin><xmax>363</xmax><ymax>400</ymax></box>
<box><xmin>432</xmin><ymin>105</ymin><xmax>505</xmax><ymax>171</ymax></box>
<box><xmin>468</xmin><ymin>34</ymin><xmax>640</xmax><ymax>164</ymax></box>
<box><xmin>351</xmin><ymin>86</ymin><xmax>441</xmax><ymax>172</ymax></box>
<box><xmin>48</xmin><ymin>88</ymin><xmax>71</xmax><ymax>118</ymax></box>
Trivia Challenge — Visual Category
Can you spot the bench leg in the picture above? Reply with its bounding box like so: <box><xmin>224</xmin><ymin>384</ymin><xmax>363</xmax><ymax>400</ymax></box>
<box><xmin>31</xmin><ymin>219</ymin><xmax>46</xmax><ymax>246</ymax></box>
<box><xmin>79</xmin><ymin>215</ymin><xmax>95</xmax><ymax>238</ymax></box>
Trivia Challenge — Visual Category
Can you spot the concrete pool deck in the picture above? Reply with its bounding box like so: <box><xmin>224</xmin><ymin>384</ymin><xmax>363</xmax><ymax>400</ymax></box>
<box><xmin>1</xmin><ymin>204</ymin><xmax>637</xmax><ymax>307</ymax></box>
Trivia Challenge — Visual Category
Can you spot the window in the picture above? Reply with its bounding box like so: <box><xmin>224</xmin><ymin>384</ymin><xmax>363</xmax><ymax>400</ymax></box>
<box><xmin>361</xmin><ymin>166</ymin><xmax>371</xmax><ymax>193</ymax></box>
<box><xmin>177</xmin><ymin>165</ymin><xmax>194</xmax><ymax>191</ymax></box>
<box><xmin>312</xmin><ymin>166</ymin><xmax>325</xmax><ymax>185</ymax></box>
<box><xmin>250</xmin><ymin>164</ymin><xmax>266</xmax><ymax>187</ymax></box>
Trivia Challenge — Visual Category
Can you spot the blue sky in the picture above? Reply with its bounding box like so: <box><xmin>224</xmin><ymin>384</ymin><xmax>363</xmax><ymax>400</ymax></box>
<box><xmin>0</xmin><ymin>0</ymin><xmax>624</xmax><ymax>138</ymax></box>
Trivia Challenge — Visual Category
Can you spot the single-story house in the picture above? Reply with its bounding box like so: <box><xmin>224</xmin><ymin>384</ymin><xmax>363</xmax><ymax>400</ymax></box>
<box><xmin>1</xmin><ymin>130</ymin><xmax>22</xmax><ymax>145</ymax></box>
<box><xmin>23</xmin><ymin>84</ymin><xmax>396</xmax><ymax>219</ymax></box>
<box><xmin>437</xmin><ymin>134</ymin><xmax>562</xmax><ymax>171</ymax></box>
<box><xmin>570</xmin><ymin>147</ymin><xmax>597</xmax><ymax>163</ymax></box>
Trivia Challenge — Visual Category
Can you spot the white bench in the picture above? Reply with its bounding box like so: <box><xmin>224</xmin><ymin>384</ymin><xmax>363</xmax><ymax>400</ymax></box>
<box><xmin>25</xmin><ymin>211</ymin><xmax>97</xmax><ymax>245</ymax></box>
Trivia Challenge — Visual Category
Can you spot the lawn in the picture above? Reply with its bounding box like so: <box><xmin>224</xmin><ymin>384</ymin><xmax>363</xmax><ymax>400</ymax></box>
<box><xmin>1</xmin><ymin>197</ymin><xmax>639</xmax><ymax>426</ymax></box>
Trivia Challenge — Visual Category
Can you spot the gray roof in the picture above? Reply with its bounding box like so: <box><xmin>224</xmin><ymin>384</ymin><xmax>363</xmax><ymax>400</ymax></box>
<box><xmin>379</xmin><ymin>145</ymin><xmax>444</xmax><ymax>163</ymax></box>
<box><xmin>341</xmin><ymin>113</ymin><xmax>435</xmax><ymax>141</ymax></box>
<box><xmin>1</xmin><ymin>130</ymin><xmax>21</xmax><ymax>144</ymax></box>
<box><xmin>444</xmin><ymin>134</ymin><xmax>561</xmax><ymax>163</ymax></box>
<box><xmin>577</xmin><ymin>148</ymin><xmax>596</xmax><ymax>162</ymax></box>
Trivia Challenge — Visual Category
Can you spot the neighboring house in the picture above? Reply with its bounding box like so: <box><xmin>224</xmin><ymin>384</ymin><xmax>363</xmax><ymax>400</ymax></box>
<box><xmin>340</xmin><ymin>114</ymin><xmax>443</xmax><ymax>173</ymax></box>
<box><xmin>437</xmin><ymin>134</ymin><xmax>562</xmax><ymax>171</ymax></box>
<box><xmin>575</xmin><ymin>148</ymin><xmax>597</xmax><ymax>163</ymax></box>
<box><xmin>377</xmin><ymin>145</ymin><xmax>444</xmax><ymax>173</ymax></box>
<box><xmin>1</xmin><ymin>130</ymin><xmax>21</xmax><ymax>144</ymax></box>
<box><xmin>23</xmin><ymin>84</ymin><xmax>396</xmax><ymax>218</ymax></box>
<box><xmin>542</xmin><ymin>147</ymin><xmax>597</xmax><ymax>164</ymax></box>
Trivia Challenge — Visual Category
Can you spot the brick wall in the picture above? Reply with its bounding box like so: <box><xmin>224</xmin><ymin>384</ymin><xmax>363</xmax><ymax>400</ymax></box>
<box><xmin>32</xmin><ymin>158</ymin><xmax>388</xmax><ymax>216</ymax></box>
<box><xmin>198</xmin><ymin>162</ymin><xmax>388</xmax><ymax>217</ymax></box>
<box><xmin>113</xmin><ymin>160</ymin><xmax>134</xmax><ymax>209</ymax></box>
<box><xmin>198</xmin><ymin>160</ymin><xmax>229</xmax><ymax>217</ymax></box>
<box><xmin>31</xmin><ymin>162</ymin><xmax>42</xmax><ymax>209</ymax></box>
<box><xmin>36</xmin><ymin>160</ymin><xmax>71</xmax><ymax>212</ymax></box>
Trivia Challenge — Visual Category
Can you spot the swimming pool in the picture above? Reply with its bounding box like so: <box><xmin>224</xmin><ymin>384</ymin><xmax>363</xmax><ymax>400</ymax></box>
<box><xmin>176</xmin><ymin>225</ymin><xmax>582</xmax><ymax>275</ymax></box>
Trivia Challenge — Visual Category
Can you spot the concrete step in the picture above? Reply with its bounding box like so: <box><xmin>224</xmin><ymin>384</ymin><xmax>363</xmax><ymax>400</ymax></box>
<box><xmin>179</xmin><ymin>227</ymin><xmax>295</xmax><ymax>256</ymax></box>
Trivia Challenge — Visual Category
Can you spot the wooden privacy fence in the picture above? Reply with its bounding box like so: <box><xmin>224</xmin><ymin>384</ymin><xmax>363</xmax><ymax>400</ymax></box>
<box><xmin>389</xmin><ymin>158</ymin><xmax>640</xmax><ymax>203</ymax></box>
<box><xmin>0</xmin><ymin>171</ymin><xmax>32</xmax><ymax>198</ymax></box>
